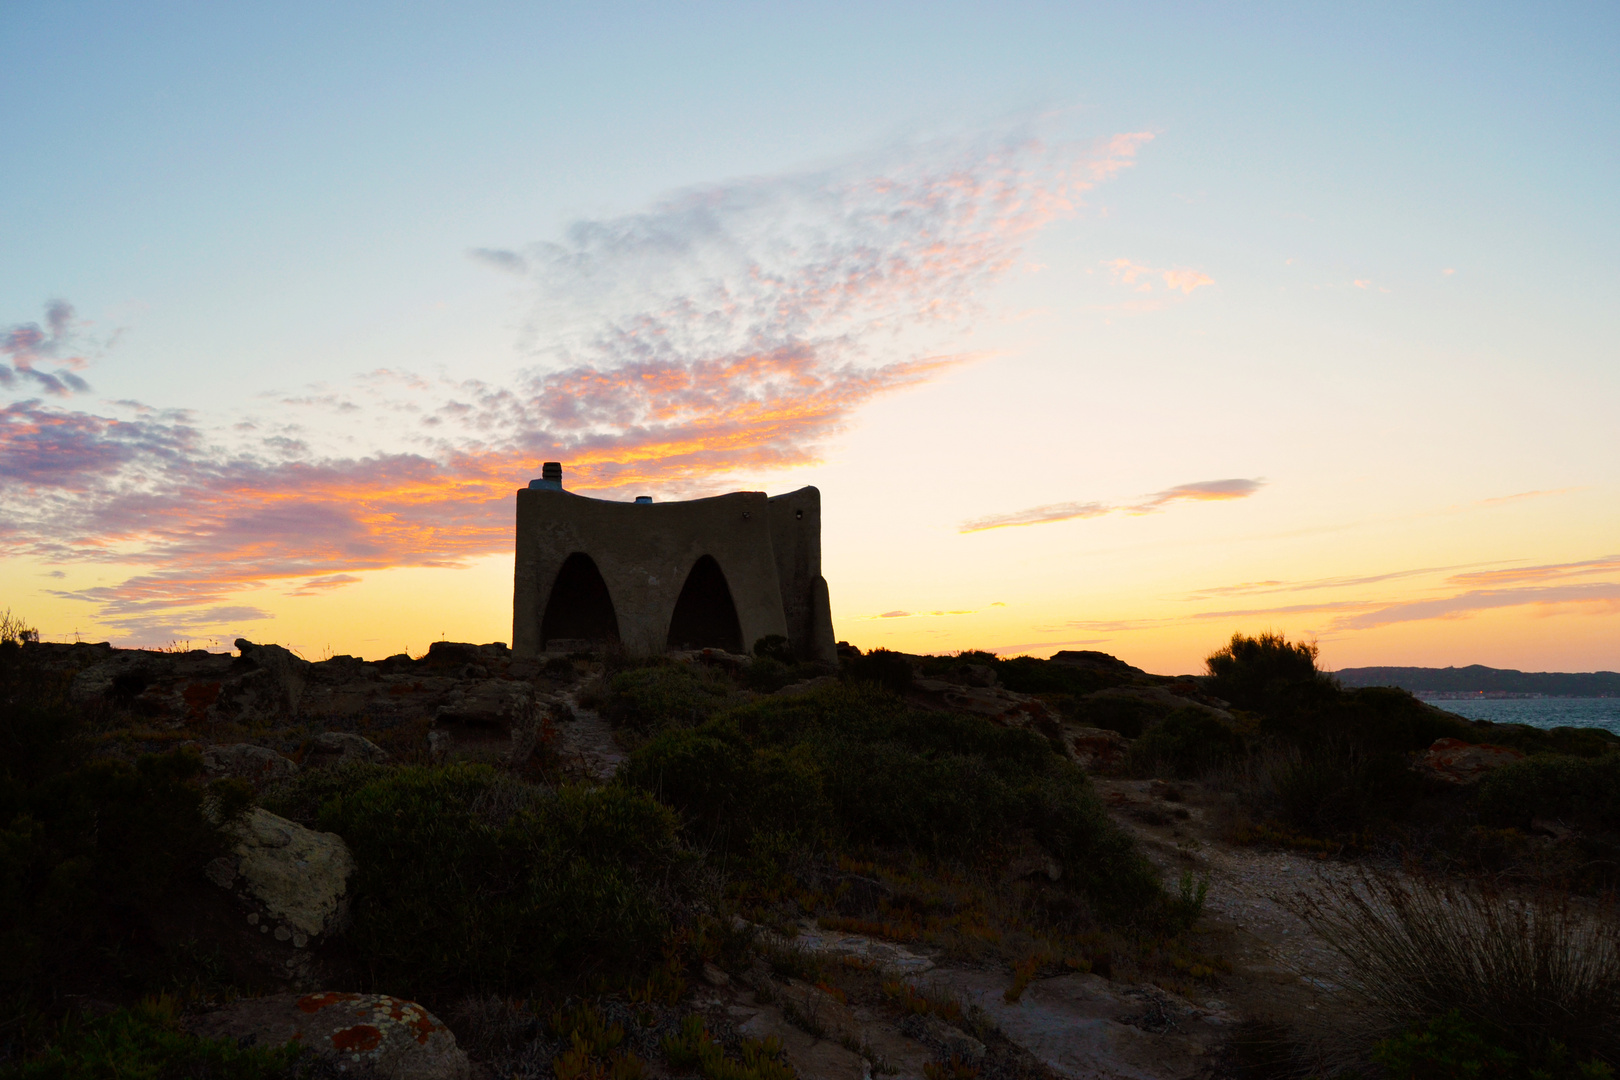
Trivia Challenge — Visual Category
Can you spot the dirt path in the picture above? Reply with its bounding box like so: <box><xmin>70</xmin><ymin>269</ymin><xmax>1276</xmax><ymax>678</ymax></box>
<box><xmin>1092</xmin><ymin>777</ymin><xmax>1362</xmax><ymax>1033</ymax></box>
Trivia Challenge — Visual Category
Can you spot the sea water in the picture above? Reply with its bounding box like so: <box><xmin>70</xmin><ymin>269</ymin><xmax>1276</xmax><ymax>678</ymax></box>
<box><xmin>1421</xmin><ymin>696</ymin><xmax>1620</xmax><ymax>737</ymax></box>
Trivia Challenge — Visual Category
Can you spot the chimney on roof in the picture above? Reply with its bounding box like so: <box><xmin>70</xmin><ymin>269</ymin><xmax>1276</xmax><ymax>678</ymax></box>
<box><xmin>528</xmin><ymin>462</ymin><xmax>564</xmax><ymax>491</ymax></box>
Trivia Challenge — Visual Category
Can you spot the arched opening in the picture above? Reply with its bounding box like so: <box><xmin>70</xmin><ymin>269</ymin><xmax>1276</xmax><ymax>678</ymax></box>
<box><xmin>541</xmin><ymin>553</ymin><xmax>620</xmax><ymax>648</ymax></box>
<box><xmin>666</xmin><ymin>555</ymin><xmax>744</xmax><ymax>653</ymax></box>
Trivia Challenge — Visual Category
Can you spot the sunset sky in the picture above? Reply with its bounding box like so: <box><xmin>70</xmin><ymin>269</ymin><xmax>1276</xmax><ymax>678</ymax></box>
<box><xmin>3</xmin><ymin>3</ymin><xmax>1617</xmax><ymax>673</ymax></box>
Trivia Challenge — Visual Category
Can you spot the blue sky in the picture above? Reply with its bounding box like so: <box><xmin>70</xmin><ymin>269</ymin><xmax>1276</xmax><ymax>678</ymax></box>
<box><xmin>4</xmin><ymin>2</ymin><xmax>1618</xmax><ymax>670</ymax></box>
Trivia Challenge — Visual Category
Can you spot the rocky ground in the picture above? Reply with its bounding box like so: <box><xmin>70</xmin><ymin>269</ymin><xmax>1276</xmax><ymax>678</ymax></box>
<box><xmin>25</xmin><ymin>637</ymin><xmax>1374</xmax><ymax>1080</ymax></box>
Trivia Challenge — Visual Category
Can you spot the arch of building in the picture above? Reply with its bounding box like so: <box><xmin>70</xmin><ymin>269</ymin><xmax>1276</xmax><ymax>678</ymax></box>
<box><xmin>512</xmin><ymin>476</ymin><xmax>837</xmax><ymax>662</ymax></box>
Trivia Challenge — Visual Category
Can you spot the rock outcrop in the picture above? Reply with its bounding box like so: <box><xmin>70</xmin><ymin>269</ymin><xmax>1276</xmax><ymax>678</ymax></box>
<box><xmin>199</xmin><ymin>743</ymin><xmax>299</xmax><ymax>788</ymax></box>
<box><xmin>1418</xmin><ymin>737</ymin><xmax>1526</xmax><ymax>784</ymax></box>
<box><xmin>187</xmin><ymin>992</ymin><xmax>470</xmax><ymax>1080</ymax></box>
<box><xmin>305</xmin><ymin>731</ymin><xmax>389</xmax><ymax>770</ymax></box>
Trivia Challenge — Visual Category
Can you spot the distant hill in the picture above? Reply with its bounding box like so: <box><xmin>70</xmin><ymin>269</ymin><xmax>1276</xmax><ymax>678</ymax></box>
<box><xmin>1336</xmin><ymin>664</ymin><xmax>1620</xmax><ymax>696</ymax></box>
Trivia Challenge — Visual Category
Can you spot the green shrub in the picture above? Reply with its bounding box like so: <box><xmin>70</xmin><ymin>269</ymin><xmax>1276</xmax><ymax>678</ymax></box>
<box><xmin>624</xmin><ymin>684</ymin><xmax>1164</xmax><ymax>920</ymax></box>
<box><xmin>601</xmin><ymin>664</ymin><xmax>735</xmax><ymax>732</ymax></box>
<box><xmin>1478</xmin><ymin>754</ymin><xmax>1620</xmax><ymax>832</ymax></box>
<box><xmin>258</xmin><ymin>759</ymin><xmax>391</xmax><ymax>826</ymax></box>
<box><xmin>1127</xmin><ymin>709</ymin><xmax>1245</xmax><ymax>779</ymax></box>
<box><xmin>840</xmin><ymin>649</ymin><xmax>914</xmax><ymax>694</ymax></box>
<box><xmin>1206</xmin><ymin>632</ymin><xmax>1334</xmax><ymax>711</ymax></box>
<box><xmin>741</xmin><ymin>658</ymin><xmax>797</xmax><ymax>694</ymax></box>
<box><xmin>1374</xmin><ymin>1009</ymin><xmax>1614</xmax><ymax>1080</ymax></box>
<box><xmin>319</xmin><ymin>765</ymin><xmax>685</xmax><ymax>997</ymax></box>
<box><xmin>1066</xmin><ymin>694</ymin><xmax>1160</xmax><ymax>738</ymax></box>
<box><xmin>1466</xmin><ymin>722</ymin><xmax>1620</xmax><ymax>759</ymax></box>
<box><xmin>1296</xmin><ymin>871</ymin><xmax>1620</xmax><ymax>1071</ymax></box>
<box><xmin>7</xmin><ymin>996</ymin><xmax>314</xmax><ymax>1080</ymax></box>
<box><xmin>751</xmin><ymin>636</ymin><xmax>796</xmax><ymax>665</ymax></box>
<box><xmin>0</xmin><ymin>644</ymin><xmax>241</xmax><ymax>999</ymax></box>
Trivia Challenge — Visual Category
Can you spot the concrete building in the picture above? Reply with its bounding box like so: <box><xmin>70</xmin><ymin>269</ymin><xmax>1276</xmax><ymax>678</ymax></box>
<box><xmin>512</xmin><ymin>462</ymin><xmax>837</xmax><ymax>662</ymax></box>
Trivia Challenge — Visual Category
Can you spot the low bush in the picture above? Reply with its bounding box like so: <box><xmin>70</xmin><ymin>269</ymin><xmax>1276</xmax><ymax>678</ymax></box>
<box><xmin>319</xmin><ymin>765</ymin><xmax>686</xmax><ymax>999</ymax></box>
<box><xmin>741</xmin><ymin>657</ymin><xmax>798</xmax><ymax>694</ymax></box>
<box><xmin>1065</xmin><ymin>693</ymin><xmax>1161</xmax><ymax>738</ymax></box>
<box><xmin>0</xmin><ymin>642</ymin><xmax>245</xmax><ymax>1001</ymax></box>
<box><xmin>751</xmin><ymin>636</ymin><xmax>796</xmax><ymax>665</ymax></box>
<box><xmin>840</xmin><ymin>649</ymin><xmax>914</xmax><ymax>694</ymax></box>
<box><xmin>1294</xmin><ymin>871</ymin><xmax>1620</xmax><ymax>1070</ymax></box>
<box><xmin>914</xmin><ymin>650</ymin><xmax>1137</xmax><ymax>699</ymax></box>
<box><xmin>1373</xmin><ymin>1009</ymin><xmax>1614</xmax><ymax>1080</ymax></box>
<box><xmin>1206</xmin><ymin>632</ymin><xmax>1335</xmax><ymax>712</ymax></box>
<box><xmin>1477</xmin><ymin>753</ymin><xmax>1620</xmax><ymax>832</ymax></box>
<box><xmin>600</xmin><ymin>664</ymin><xmax>736</xmax><ymax>733</ymax></box>
<box><xmin>623</xmin><ymin>683</ymin><xmax>1164</xmax><ymax>921</ymax></box>
<box><xmin>6</xmin><ymin>995</ymin><xmax>316</xmax><ymax>1079</ymax></box>
<box><xmin>1127</xmin><ymin>709</ymin><xmax>1245</xmax><ymax>779</ymax></box>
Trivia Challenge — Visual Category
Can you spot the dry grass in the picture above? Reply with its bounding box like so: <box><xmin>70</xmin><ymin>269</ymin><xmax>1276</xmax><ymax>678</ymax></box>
<box><xmin>1291</xmin><ymin>870</ymin><xmax>1620</xmax><ymax>1063</ymax></box>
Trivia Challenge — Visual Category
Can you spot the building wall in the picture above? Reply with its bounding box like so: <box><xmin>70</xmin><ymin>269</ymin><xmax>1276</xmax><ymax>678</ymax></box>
<box><xmin>513</xmin><ymin>488</ymin><xmax>788</xmax><ymax>657</ymax></box>
<box><xmin>766</xmin><ymin>487</ymin><xmax>837</xmax><ymax>662</ymax></box>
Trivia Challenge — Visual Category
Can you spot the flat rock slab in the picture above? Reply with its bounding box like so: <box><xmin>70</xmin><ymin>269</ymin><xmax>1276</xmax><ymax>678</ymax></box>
<box><xmin>785</xmin><ymin>923</ymin><xmax>936</xmax><ymax>977</ymax></box>
<box><xmin>916</xmin><ymin>969</ymin><xmax>1231</xmax><ymax>1080</ymax></box>
<box><xmin>187</xmin><ymin>992</ymin><xmax>469</xmax><ymax>1079</ymax></box>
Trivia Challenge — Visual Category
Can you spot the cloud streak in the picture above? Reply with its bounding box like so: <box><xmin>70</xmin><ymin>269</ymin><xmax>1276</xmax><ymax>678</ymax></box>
<box><xmin>960</xmin><ymin>477</ymin><xmax>1263</xmax><ymax>533</ymax></box>
<box><xmin>3</xmin><ymin>132</ymin><xmax>1154</xmax><ymax>641</ymax></box>
<box><xmin>1</xmin><ymin>301</ymin><xmax>92</xmax><ymax>397</ymax></box>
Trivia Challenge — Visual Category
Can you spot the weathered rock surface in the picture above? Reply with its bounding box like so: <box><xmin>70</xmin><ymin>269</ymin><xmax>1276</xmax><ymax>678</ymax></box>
<box><xmin>187</xmin><ymin>992</ymin><xmax>470</xmax><ymax>1079</ymax></box>
<box><xmin>199</xmin><ymin>742</ymin><xmax>299</xmax><ymax>787</ymax></box>
<box><xmin>235</xmin><ymin>639</ymin><xmax>313</xmax><ymax>718</ymax></box>
<box><xmin>431</xmin><ymin>679</ymin><xmax>546</xmax><ymax>766</ymax></box>
<box><xmin>306</xmin><ymin>731</ymin><xmax>389</xmax><ymax>769</ymax></box>
<box><xmin>1418</xmin><ymin>737</ymin><xmax>1526</xmax><ymax>783</ymax></box>
<box><xmin>1070</xmin><ymin>727</ymin><xmax>1131</xmax><ymax>770</ymax></box>
<box><xmin>915</xmin><ymin>969</ymin><xmax>1231</xmax><ymax>1080</ymax></box>
<box><xmin>203</xmin><ymin>808</ymin><xmax>357</xmax><ymax>984</ymax></box>
<box><xmin>898</xmin><ymin>1013</ymin><xmax>985</xmax><ymax>1065</ymax></box>
<box><xmin>765</xmin><ymin>919</ymin><xmax>936</xmax><ymax>977</ymax></box>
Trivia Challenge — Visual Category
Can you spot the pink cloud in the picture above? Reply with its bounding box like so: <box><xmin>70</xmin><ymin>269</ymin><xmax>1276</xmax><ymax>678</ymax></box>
<box><xmin>4</xmin><ymin>132</ymin><xmax>1155</xmax><ymax>642</ymax></box>
<box><xmin>1</xmin><ymin>301</ymin><xmax>93</xmax><ymax>397</ymax></box>
<box><xmin>960</xmin><ymin>478</ymin><xmax>1264</xmax><ymax>533</ymax></box>
<box><xmin>1161</xmin><ymin>268</ymin><xmax>1213</xmax><ymax>294</ymax></box>
<box><xmin>1105</xmin><ymin>259</ymin><xmax>1213</xmax><ymax>297</ymax></box>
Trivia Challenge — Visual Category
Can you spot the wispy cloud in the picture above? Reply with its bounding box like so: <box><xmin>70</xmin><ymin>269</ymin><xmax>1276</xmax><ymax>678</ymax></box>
<box><xmin>1129</xmin><ymin>478</ymin><xmax>1263</xmax><ymax>513</ymax></box>
<box><xmin>1106</xmin><ymin>259</ymin><xmax>1213</xmax><ymax>295</ymax></box>
<box><xmin>1180</xmin><ymin>563</ymin><xmax>1472</xmax><ymax>600</ymax></box>
<box><xmin>1333</xmin><ymin>582</ymin><xmax>1620</xmax><ymax>630</ymax></box>
<box><xmin>2</xmin><ymin>131</ymin><xmax>1154</xmax><ymax>641</ymax></box>
<box><xmin>288</xmin><ymin>574</ymin><xmax>363</xmax><ymax>596</ymax></box>
<box><xmin>859</xmin><ymin>608</ymin><xmax>982</xmax><ymax>621</ymax></box>
<box><xmin>960</xmin><ymin>477</ymin><xmax>1263</xmax><ymax>533</ymax></box>
<box><xmin>1444</xmin><ymin>556</ymin><xmax>1620</xmax><ymax>589</ymax></box>
<box><xmin>1</xmin><ymin>301</ymin><xmax>93</xmax><ymax>397</ymax></box>
<box><xmin>959</xmin><ymin>500</ymin><xmax>1110</xmax><ymax>532</ymax></box>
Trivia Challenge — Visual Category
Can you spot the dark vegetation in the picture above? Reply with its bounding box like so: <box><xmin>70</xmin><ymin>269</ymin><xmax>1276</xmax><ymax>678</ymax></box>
<box><xmin>7</xmin><ymin>603</ymin><xmax>1618</xmax><ymax>1079</ymax></box>
<box><xmin>1107</xmin><ymin>631</ymin><xmax>1620</xmax><ymax>1078</ymax></box>
<box><xmin>1109</xmin><ymin>631</ymin><xmax>1620</xmax><ymax>888</ymax></box>
<box><xmin>0</xmin><ymin>619</ymin><xmax>1188</xmax><ymax>1076</ymax></box>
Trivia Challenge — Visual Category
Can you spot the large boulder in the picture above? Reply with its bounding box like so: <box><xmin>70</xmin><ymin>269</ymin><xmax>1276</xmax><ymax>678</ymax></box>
<box><xmin>305</xmin><ymin>731</ymin><xmax>389</xmax><ymax>770</ymax></box>
<box><xmin>187</xmin><ymin>992</ymin><xmax>470</xmax><ymax>1080</ymax></box>
<box><xmin>194</xmin><ymin>808</ymin><xmax>356</xmax><ymax>984</ymax></box>
<box><xmin>431</xmin><ymin>679</ymin><xmax>543</xmax><ymax>765</ymax></box>
<box><xmin>233</xmin><ymin>639</ymin><xmax>312</xmax><ymax>718</ymax></box>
